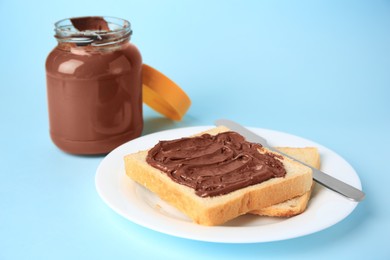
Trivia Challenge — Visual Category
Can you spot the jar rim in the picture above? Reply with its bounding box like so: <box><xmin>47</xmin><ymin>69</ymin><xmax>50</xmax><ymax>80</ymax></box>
<box><xmin>54</xmin><ymin>16</ymin><xmax>132</xmax><ymax>46</ymax></box>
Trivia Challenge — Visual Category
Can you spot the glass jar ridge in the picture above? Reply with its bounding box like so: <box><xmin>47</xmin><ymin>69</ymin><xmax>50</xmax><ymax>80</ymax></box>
<box><xmin>54</xmin><ymin>16</ymin><xmax>132</xmax><ymax>46</ymax></box>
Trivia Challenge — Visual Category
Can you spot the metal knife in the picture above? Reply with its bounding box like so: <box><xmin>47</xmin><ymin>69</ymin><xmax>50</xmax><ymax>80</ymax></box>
<box><xmin>214</xmin><ymin>119</ymin><xmax>365</xmax><ymax>202</ymax></box>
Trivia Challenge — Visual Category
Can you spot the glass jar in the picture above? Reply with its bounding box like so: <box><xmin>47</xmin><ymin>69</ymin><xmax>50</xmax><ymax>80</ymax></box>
<box><xmin>46</xmin><ymin>16</ymin><xmax>143</xmax><ymax>154</ymax></box>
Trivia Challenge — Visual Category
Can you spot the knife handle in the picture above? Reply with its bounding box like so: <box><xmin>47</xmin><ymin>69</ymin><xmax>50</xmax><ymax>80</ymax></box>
<box><xmin>271</xmin><ymin>147</ymin><xmax>365</xmax><ymax>202</ymax></box>
<box><xmin>311</xmin><ymin>167</ymin><xmax>365</xmax><ymax>202</ymax></box>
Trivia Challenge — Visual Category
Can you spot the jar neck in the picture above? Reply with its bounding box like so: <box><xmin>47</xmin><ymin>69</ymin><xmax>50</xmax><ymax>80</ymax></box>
<box><xmin>54</xmin><ymin>16</ymin><xmax>132</xmax><ymax>50</ymax></box>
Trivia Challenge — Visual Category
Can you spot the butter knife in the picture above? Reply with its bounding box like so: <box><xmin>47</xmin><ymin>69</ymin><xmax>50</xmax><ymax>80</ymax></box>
<box><xmin>214</xmin><ymin>119</ymin><xmax>365</xmax><ymax>202</ymax></box>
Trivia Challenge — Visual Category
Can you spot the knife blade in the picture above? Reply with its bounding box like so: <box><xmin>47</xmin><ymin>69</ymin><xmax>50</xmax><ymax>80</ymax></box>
<box><xmin>215</xmin><ymin>119</ymin><xmax>365</xmax><ymax>202</ymax></box>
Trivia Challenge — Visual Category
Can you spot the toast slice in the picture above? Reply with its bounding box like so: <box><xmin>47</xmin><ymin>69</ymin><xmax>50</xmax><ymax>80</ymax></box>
<box><xmin>124</xmin><ymin>126</ymin><xmax>313</xmax><ymax>226</ymax></box>
<box><xmin>251</xmin><ymin>147</ymin><xmax>320</xmax><ymax>217</ymax></box>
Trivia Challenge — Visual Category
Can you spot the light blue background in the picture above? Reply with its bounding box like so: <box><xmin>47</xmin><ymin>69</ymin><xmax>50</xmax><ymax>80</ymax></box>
<box><xmin>1</xmin><ymin>0</ymin><xmax>389</xmax><ymax>259</ymax></box>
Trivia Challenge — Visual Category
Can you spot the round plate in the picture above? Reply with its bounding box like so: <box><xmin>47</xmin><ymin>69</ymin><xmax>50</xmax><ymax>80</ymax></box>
<box><xmin>95</xmin><ymin>126</ymin><xmax>361</xmax><ymax>243</ymax></box>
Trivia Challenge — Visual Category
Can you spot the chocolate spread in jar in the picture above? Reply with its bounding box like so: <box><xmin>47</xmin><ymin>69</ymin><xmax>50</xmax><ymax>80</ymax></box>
<box><xmin>146</xmin><ymin>131</ymin><xmax>286</xmax><ymax>197</ymax></box>
<box><xmin>46</xmin><ymin>16</ymin><xmax>143</xmax><ymax>154</ymax></box>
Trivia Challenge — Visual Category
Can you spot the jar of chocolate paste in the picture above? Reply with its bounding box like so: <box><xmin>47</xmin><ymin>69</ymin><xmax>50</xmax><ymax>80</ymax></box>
<box><xmin>46</xmin><ymin>16</ymin><xmax>143</xmax><ymax>154</ymax></box>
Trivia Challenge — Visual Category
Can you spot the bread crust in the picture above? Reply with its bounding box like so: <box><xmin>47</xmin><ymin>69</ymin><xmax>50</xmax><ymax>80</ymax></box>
<box><xmin>124</xmin><ymin>126</ymin><xmax>313</xmax><ymax>226</ymax></box>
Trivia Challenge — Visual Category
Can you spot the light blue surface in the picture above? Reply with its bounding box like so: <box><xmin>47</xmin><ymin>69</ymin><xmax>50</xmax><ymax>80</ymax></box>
<box><xmin>1</xmin><ymin>0</ymin><xmax>389</xmax><ymax>259</ymax></box>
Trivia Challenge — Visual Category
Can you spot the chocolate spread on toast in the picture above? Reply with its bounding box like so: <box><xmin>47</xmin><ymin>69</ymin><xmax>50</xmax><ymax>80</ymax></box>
<box><xmin>146</xmin><ymin>131</ymin><xmax>286</xmax><ymax>197</ymax></box>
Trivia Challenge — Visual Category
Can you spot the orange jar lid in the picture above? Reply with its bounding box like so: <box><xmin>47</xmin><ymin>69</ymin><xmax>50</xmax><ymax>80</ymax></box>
<box><xmin>142</xmin><ymin>64</ymin><xmax>191</xmax><ymax>121</ymax></box>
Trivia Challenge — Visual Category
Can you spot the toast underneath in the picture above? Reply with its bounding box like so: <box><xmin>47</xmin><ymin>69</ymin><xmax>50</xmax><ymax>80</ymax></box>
<box><xmin>251</xmin><ymin>147</ymin><xmax>320</xmax><ymax>217</ymax></box>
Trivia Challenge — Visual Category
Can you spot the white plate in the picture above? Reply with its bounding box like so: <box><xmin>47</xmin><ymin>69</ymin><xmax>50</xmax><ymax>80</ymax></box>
<box><xmin>95</xmin><ymin>126</ymin><xmax>362</xmax><ymax>243</ymax></box>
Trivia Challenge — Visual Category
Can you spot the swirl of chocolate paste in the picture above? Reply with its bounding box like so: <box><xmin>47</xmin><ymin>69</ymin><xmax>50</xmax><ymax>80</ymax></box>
<box><xmin>146</xmin><ymin>131</ymin><xmax>286</xmax><ymax>197</ymax></box>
